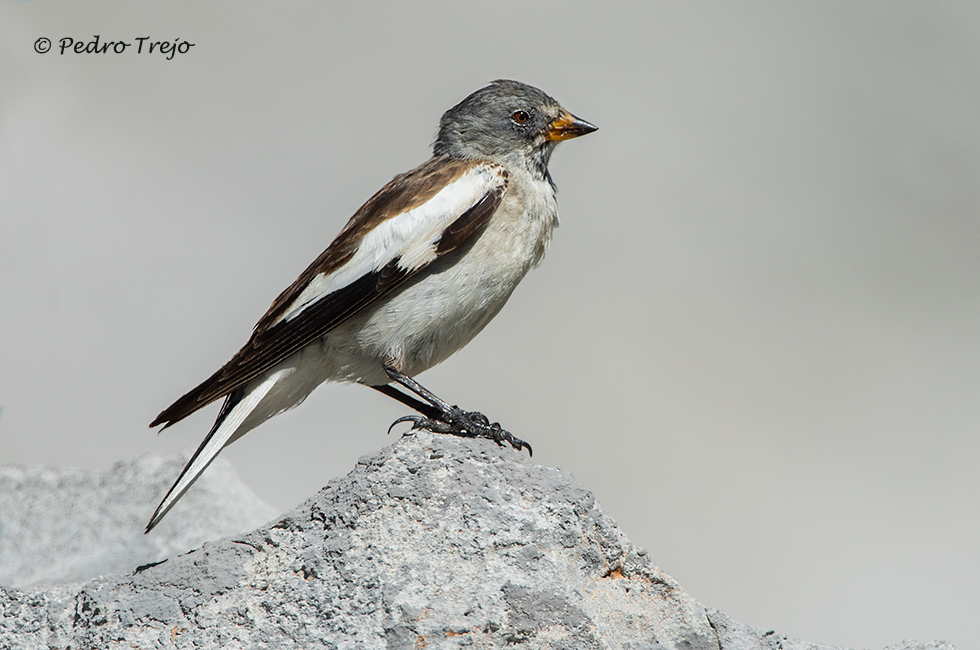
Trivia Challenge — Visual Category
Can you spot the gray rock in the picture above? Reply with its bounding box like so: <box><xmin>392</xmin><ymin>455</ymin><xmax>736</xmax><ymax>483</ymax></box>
<box><xmin>707</xmin><ymin>609</ymin><xmax>955</xmax><ymax>650</ymax></box>
<box><xmin>0</xmin><ymin>452</ymin><xmax>279</xmax><ymax>588</ymax></box>
<box><xmin>0</xmin><ymin>432</ymin><xmax>955</xmax><ymax>649</ymax></box>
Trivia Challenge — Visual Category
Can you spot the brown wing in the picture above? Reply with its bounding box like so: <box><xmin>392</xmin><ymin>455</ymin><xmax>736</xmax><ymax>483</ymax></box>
<box><xmin>151</xmin><ymin>158</ymin><xmax>507</xmax><ymax>428</ymax></box>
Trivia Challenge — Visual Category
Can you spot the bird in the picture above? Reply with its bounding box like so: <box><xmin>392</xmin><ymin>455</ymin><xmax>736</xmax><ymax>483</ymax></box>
<box><xmin>146</xmin><ymin>79</ymin><xmax>597</xmax><ymax>533</ymax></box>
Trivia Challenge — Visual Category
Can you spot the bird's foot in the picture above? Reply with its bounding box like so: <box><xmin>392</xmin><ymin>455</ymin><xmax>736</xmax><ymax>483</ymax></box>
<box><xmin>389</xmin><ymin>407</ymin><xmax>532</xmax><ymax>456</ymax></box>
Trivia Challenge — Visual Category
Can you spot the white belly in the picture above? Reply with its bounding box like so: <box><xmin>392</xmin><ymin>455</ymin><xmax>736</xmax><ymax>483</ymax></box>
<box><xmin>322</xmin><ymin>180</ymin><xmax>558</xmax><ymax>386</ymax></box>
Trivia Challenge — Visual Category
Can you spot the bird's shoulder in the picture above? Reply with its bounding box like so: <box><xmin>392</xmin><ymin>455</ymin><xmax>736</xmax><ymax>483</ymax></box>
<box><xmin>255</xmin><ymin>156</ymin><xmax>508</xmax><ymax>334</ymax></box>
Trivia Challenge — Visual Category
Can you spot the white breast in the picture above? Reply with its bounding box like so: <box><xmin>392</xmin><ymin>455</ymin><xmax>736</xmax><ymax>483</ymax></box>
<box><xmin>324</xmin><ymin>174</ymin><xmax>559</xmax><ymax>385</ymax></box>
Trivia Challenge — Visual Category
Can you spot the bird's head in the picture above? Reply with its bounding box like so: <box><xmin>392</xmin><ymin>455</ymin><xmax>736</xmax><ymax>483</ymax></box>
<box><xmin>434</xmin><ymin>80</ymin><xmax>597</xmax><ymax>180</ymax></box>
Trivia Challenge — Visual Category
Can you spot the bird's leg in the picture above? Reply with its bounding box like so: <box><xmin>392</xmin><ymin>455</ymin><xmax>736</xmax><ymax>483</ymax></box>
<box><xmin>376</xmin><ymin>364</ymin><xmax>532</xmax><ymax>455</ymax></box>
<box><xmin>371</xmin><ymin>384</ymin><xmax>441</xmax><ymax>420</ymax></box>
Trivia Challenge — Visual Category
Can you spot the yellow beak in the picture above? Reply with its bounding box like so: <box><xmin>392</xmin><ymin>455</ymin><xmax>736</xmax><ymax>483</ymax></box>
<box><xmin>545</xmin><ymin>109</ymin><xmax>598</xmax><ymax>141</ymax></box>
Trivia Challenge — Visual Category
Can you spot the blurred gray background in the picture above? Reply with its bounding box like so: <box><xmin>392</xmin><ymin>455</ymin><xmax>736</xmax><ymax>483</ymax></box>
<box><xmin>2</xmin><ymin>2</ymin><xmax>977</xmax><ymax>648</ymax></box>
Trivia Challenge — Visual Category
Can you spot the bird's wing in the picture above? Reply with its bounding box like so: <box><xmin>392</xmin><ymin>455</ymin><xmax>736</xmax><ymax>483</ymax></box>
<box><xmin>151</xmin><ymin>157</ymin><xmax>508</xmax><ymax>428</ymax></box>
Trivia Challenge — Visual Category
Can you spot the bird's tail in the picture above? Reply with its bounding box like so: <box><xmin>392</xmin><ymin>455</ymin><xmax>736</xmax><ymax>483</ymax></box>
<box><xmin>144</xmin><ymin>369</ymin><xmax>287</xmax><ymax>533</ymax></box>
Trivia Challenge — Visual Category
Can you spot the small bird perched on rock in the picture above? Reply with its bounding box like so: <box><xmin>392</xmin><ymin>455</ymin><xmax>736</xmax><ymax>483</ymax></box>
<box><xmin>146</xmin><ymin>80</ymin><xmax>596</xmax><ymax>532</ymax></box>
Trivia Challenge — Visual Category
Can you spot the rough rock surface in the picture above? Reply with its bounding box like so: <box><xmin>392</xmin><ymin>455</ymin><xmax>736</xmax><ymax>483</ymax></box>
<box><xmin>0</xmin><ymin>453</ymin><xmax>279</xmax><ymax>588</ymax></box>
<box><xmin>0</xmin><ymin>432</ymin><xmax>955</xmax><ymax>649</ymax></box>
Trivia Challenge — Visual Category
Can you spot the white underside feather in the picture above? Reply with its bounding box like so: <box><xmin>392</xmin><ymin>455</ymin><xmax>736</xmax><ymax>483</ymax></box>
<box><xmin>146</xmin><ymin>369</ymin><xmax>287</xmax><ymax>530</ymax></box>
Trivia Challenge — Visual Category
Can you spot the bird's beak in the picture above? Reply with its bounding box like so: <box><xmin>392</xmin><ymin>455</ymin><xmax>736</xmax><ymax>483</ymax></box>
<box><xmin>545</xmin><ymin>109</ymin><xmax>598</xmax><ymax>141</ymax></box>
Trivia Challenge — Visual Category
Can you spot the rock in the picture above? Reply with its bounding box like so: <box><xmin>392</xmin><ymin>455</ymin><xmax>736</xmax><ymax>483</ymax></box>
<box><xmin>706</xmin><ymin>609</ymin><xmax>955</xmax><ymax>650</ymax></box>
<box><xmin>0</xmin><ymin>432</ymin><xmax>955</xmax><ymax>649</ymax></box>
<box><xmin>0</xmin><ymin>453</ymin><xmax>279</xmax><ymax>588</ymax></box>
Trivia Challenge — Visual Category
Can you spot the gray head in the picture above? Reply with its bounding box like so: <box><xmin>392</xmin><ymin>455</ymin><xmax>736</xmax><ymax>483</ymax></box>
<box><xmin>434</xmin><ymin>80</ymin><xmax>596</xmax><ymax>180</ymax></box>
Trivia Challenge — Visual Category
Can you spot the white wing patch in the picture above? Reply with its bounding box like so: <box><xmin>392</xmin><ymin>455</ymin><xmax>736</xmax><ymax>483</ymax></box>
<box><xmin>274</xmin><ymin>164</ymin><xmax>505</xmax><ymax>326</ymax></box>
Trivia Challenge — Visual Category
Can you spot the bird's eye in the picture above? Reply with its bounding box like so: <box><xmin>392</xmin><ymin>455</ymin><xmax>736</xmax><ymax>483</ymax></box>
<box><xmin>511</xmin><ymin>110</ymin><xmax>531</xmax><ymax>125</ymax></box>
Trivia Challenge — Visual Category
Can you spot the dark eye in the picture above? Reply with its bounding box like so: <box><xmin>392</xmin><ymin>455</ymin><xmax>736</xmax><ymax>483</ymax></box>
<box><xmin>511</xmin><ymin>110</ymin><xmax>531</xmax><ymax>125</ymax></box>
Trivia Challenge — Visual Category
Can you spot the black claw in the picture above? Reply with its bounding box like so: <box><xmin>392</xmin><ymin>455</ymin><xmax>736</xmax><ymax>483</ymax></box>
<box><xmin>379</xmin><ymin>366</ymin><xmax>532</xmax><ymax>456</ymax></box>
<box><xmin>386</xmin><ymin>406</ymin><xmax>532</xmax><ymax>456</ymax></box>
<box><xmin>493</xmin><ymin>428</ymin><xmax>533</xmax><ymax>456</ymax></box>
<box><xmin>388</xmin><ymin>415</ymin><xmax>425</xmax><ymax>435</ymax></box>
